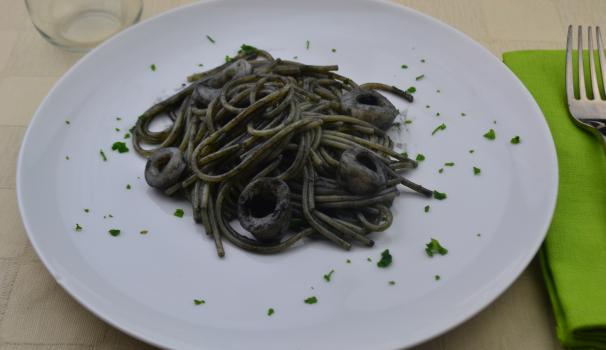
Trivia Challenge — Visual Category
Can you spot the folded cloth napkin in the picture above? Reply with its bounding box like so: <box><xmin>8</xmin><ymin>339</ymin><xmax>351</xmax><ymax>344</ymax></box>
<box><xmin>503</xmin><ymin>50</ymin><xmax>606</xmax><ymax>349</ymax></box>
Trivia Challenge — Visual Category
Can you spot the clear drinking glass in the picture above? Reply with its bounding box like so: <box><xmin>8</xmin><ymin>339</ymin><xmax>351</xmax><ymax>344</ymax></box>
<box><xmin>25</xmin><ymin>0</ymin><xmax>143</xmax><ymax>52</ymax></box>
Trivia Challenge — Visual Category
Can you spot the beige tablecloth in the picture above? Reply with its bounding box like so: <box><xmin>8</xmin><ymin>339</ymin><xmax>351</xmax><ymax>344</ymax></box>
<box><xmin>1</xmin><ymin>0</ymin><xmax>599</xmax><ymax>348</ymax></box>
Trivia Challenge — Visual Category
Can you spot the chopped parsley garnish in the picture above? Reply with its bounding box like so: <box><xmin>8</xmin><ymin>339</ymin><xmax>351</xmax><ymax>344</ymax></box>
<box><xmin>421</xmin><ymin>59</ymin><xmax>425</xmax><ymax>62</ymax></box>
<box><xmin>397</xmin><ymin>109</ymin><xmax>400</xmax><ymax>114</ymax></box>
<box><xmin>511</xmin><ymin>136</ymin><xmax>520</xmax><ymax>144</ymax></box>
<box><xmin>100</xmin><ymin>150</ymin><xmax>107</xmax><ymax>161</ymax></box>
<box><xmin>416</xmin><ymin>154</ymin><xmax>425</xmax><ymax>161</ymax></box>
<box><xmin>494</xmin><ymin>121</ymin><xmax>497</xmax><ymax>124</ymax></box>
<box><xmin>437</xmin><ymin>90</ymin><xmax>441</xmax><ymax>93</ymax></box>
<box><xmin>109</xmin><ymin>229</ymin><xmax>120</xmax><ymax>236</ymax></box>
<box><xmin>324</xmin><ymin>270</ymin><xmax>334</xmax><ymax>281</ymax></box>
<box><xmin>343</xmin><ymin>78</ymin><xmax>349</xmax><ymax>85</ymax></box>
<box><xmin>151</xmin><ymin>64</ymin><xmax>156</xmax><ymax>71</ymax></box>
<box><xmin>436</xmin><ymin>113</ymin><xmax>440</xmax><ymax>116</ymax></box>
<box><xmin>432</xmin><ymin>123</ymin><xmax>446</xmax><ymax>135</ymax></box>
<box><xmin>138</xmin><ymin>115</ymin><xmax>147</xmax><ymax>120</ymax></box>
<box><xmin>66</xmin><ymin>121</ymin><xmax>70</xmax><ymax>124</ymax></box>
<box><xmin>425</xmin><ymin>238</ymin><xmax>448</xmax><ymax>257</ymax></box>
<box><xmin>194</xmin><ymin>300</ymin><xmax>205</xmax><ymax>305</ymax></box>
<box><xmin>381</xmin><ymin>217</ymin><xmax>387</xmax><ymax>221</ymax></box>
<box><xmin>384</xmin><ymin>200</ymin><xmax>392</xmax><ymax>208</ymax></box>
<box><xmin>391</xmin><ymin>123</ymin><xmax>396</xmax><ymax>127</ymax></box>
<box><xmin>461</xmin><ymin>113</ymin><xmax>466</xmax><ymax>116</ymax></box>
<box><xmin>416</xmin><ymin>75</ymin><xmax>424</xmax><ymax>80</ymax></box>
<box><xmin>477</xmin><ymin>233</ymin><xmax>481</xmax><ymax>236</ymax></box>
<box><xmin>109</xmin><ymin>214</ymin><xmax>113</xmax><ymax>218</ymax></box>
<box><xmin>126</xmin><ymin>184</ymin><xmax>131</xmax><ymax>189</ymax></box>
<box><xmin>304</xmin><ymin>296</ymin><xmax>317</xmax><ymax>304</ymax></box>
<box><xmin>238</xmin><ymin>44</ymin><xmax>257</xmax><ymax>54</ymax></box>
<box><xmin>174</xmin><ymin>209</ymin><xmax>184</xmax><ymax>218</ymax></box>
<box><xmin>124</xmin><ymin>133</ymin><xmax>130</xmax><ymax>139</ymax></box>
<box><xmin>129</xmin><ymin>126</ymin><xmax>135</xmax><ymax>133</ymax></box>
<box><xmin>435</xmin><ymin>275</ymin><xmax>440</xmax><ymax>280</ymax></box>
<box><xmin>483</xmin><ymin>129</ymin><xmax>496</xmax><ymax>140</ymax></box>
<box><xmin>346</xmin><ymin>259</ymin><xmax>351</xmax><ymax>263</ymax></box>
<box><xmin>426</xmin><ymin>105</ymin><xmax>430</xmax><ymax>108</ymax></box>
<box><xmin>84</xmin><ymin>209</ymin><xmax>89</xmax><ymax>213</ymax></box>
<box><xmin>225</xmin><ymin>55</ymin><xmax>231</xmax><ymax>62</ymax></box>
<box><xmin>405</xmin><ymin>120</ymin><xmax>412</xmax><ymax>124</ymax></box>
<box><xmin>111</xmin><ymin>142</ymin><xmax>129</xmax><ymax>153</ymax></box>
<box><xmin>469</xmin><ymin>150</ymin><xmax>474</xmax><ymax>153</ymax></box>
<box><xmin>116</xmin><ymin>128</ymin><xmax>120</xmax><ymax>132</ymax></box>
<box><xmin>206</xmin><ymin>35</ymin><xmax>215</xmax><ymax>43</ymax></box>
<box><xmin>377</xmin><ymin>249</ymin><xmax>392</xmax><ymax>268</ymax></box>
<box><xmin>75</xmin><ymin>224</ymin><xmax>82</xmax><ymax>231</ymax></box>
<box><xmin>293</xmin><ymin>56</ymin><xmax>297</xmax><ymax>59</ymax></box>
<box><xmin>104</xmin><ymin>216</ymin><xmax>106</xmax><ymax>218</ymax></box>
<box><xmin>66</xmin><ymin>156</ymin><xmax>69</xmax><ymax>160</ymax></box>
<box><xmin>406</xmin><ymin>86</ymin><xmax>416</xmax><ymax>93</ymax></box>
<box><xmin>367</xmin><ymin>258</ymin><xmax>372</xmax><ymax>262</ymax></box>
<box><xmin>141</xmin><ymin>230</ymin><xmax>148</xmax><ymax>234</ymax></box>
<box><xmin>332</xmin><ymin>48</ymin><xmax>336</xmax><ymax>52</ymax></box>
<box><xmin>290</xmin><ymin>220</ymin><xmax>299</xmax><ymax>228</ymax></box>
<box><xmin>268</xmin><ymin>308</ymin><xmax>274</xmax><ymax>316</ymax></box>
<box><xmin>401</xmin><ymin>152</ymin><xmax>408</xmax><ymax>157</ymax></box>
<box><xmin>199</xmin><ymin>64</ymin><xmax>203</xmax><ymax>67</ymax></box>
<box><xmin>306</xmin><ymin>40</ymin><xmax>309</xmax><ymax>49</ymax></box>
<box><xmin>433</xmin><ymin>190</ymin><xmax>447</xmax><ymax>200</ymax></box>
<box><xmin>389</xmin><ymin>281</ymin><xmax>395</xmax><ymax>285</ymax></box>
<box><xmin>425</xmin><ymin>205</ymin><xmax>429</xmax><ymax>212</ymax></box>
<box><xmin>439</xmin><ymin>168</ymin><xmax>443</xmax><ymax>173</ymax></box>
<box><xmin>401</xmin><ymin>65</ymin><xmax>408</xmax><ymax>69</ymax></box>
<box><xmin>117</xmin><ymin>117</ymin><xmax>121</xmax><ymax>121</ymax></box>
<box><xmin>445</xmin><ymin>162</ymin><xmax>454</xmax><ymax>166</ymax></box>
<box><xmin>473</xmin><ymin>167</ymin><xmax>481</xmax><ymax>175</ymax></box>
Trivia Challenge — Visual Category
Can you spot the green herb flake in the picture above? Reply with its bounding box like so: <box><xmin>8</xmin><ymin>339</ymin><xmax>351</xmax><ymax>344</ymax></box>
<box><xmin>377</xmin><ymin>249</ymin><xmax>392</xmax><ymax>268</ymax></box>
<box><xmin>477</xmin><ymin>233</ymin><xmax>481</xmax><ymax>237</ymax></box>
<box><xmin>109</xmin><ymin>214</ymin><xmax>113</xmax><ymax>218</ymax></box>
<box><xmin>426</xmin><ymin>105</ymin><xmax>430</xmax><ymax>108</ymax></box>
<box><xmin>439</xmin><ymin>168</ymin><xmax>443</xmax><ymax>173</ymax></box>
<box><xmin>66</xmin><ymin>156</ymin><xmax>69</xmax><ymax>160</ymax></box>
<box><xmin>484</xmin><ymin>129</ymin><xmax>496</xmax><ymax>140</ymax></box>
<box><xmin>436</xmin><ymin>113</ymin><xmax>440</xmax><ymax>116</ymax></box>
<box><xmin>117</xmin><ymin>117</ymin><xmax>121</xmax><ymax>121</ymax></box>
<box><xmin>151</xmin><ymin>64</ymin><xmax>156</xmax><ymax>71</ymax></box>
<box><xmin>100</xmin><ymin>150</ymin><xmax>107</xmax><ymax>161</ymax></box>
<box><xmin>425</xmin><ymin>205</ymin><xmax>429</xmax><ymax>212</ymax></box>
<box><xmin>437</xmin><ymin>90</ymin><xmax>441</xmax><ymax>93</ymax></box>
<box><xmin>84</xmin><ymin>209</ymin><xmax>89</xmax><ymax>213</ymax></box>
<box><xmin>433</xmin><ymin>190</ymin><xmax>447</xmax><ymax>200</ymax></box>
<box><xmin>367</xmin><ymin>258</ymin><xmax>372</xmax><ymax>262</ymax></box>
<box><xmin>401</xmin><ymin>152</ymin><xmax>408</xmax><ymax>158</ymax></box>
<box><xmin>306</xmin><ymin>40</ymin><xmax>309</xmax><ymax>49</ymax></box>
<box><xmin>384</xmin><ymin>200</ymin><xmax>392</xmax><ymax>208</ymax></box>
<box><xmin>104</xmin><ymin>216</ymin><xmax>106</xmax><ymax>219</ymax></box>
<box><xmin>304</xmin><ymin>296</ymin><xmax>317</xmax><ymax>304</ymax></box>
<box><xmin>174</xmin><ymin>209</ymin><xmax>184</xmax><ymax>218</ymax></box>
<box><xmin>470</xmin><ymin>150</ymin><xmax>474</xmax><ymax>153</ymax></box>
<box><xmin>237</xmin><ymin>44</ymin><xmax>257</xmax><ymax>54</ymax></box>
<box><xmin>199</xmin><ymin>64</ymin><xmax>203</xmax><ymax>67</ymax></box>
<box><xmin>397</xmin><ymin>109</ymin><xmax>400</xmax><ymax>114</ymax></box>
<box><xmin>432</xmin><ymin>123</ymin><xmax>446</xmax><ymax>135</ymax></box>
<box><xmin>435</xmin><ymin>275</ymin><xmax>440</xmax><ymax>280</ymax></box>
<box><xmin>129</xmin><ymin>126</ymin><xmax>135</xmax><ymax>133</ymax></box>
<box><xmin>138</xmin><ymin>115</ymin><xmax>147</xmax><ymax>121</ymax></box>
<box><xmin>391</xmin><ymin>123</ymin><xmax>396</xmax><ymax>128</ymax></box>
<box><xmin>389</xmin><ymin>281</ymin><xmax>395</xmax><ymax>285</ymax></box>
<box><xmin>381</xmin><ymin>217</ymin><xmax>387</xmax><ymax>221</ymax></box>
<box><xmin>405</xmin><ymin>120</ymin><xmax>412</xmax><ymax>124</ymax></box>
<box><xmin>141</xmin><ymin>230</ymin><xmax>148</xmax><ymax>234</ymax></box>
<box><xmin>416</xmin><ymin>154</ymin><xmax>425</xmax><ymax>161</ymax></box>
<box><xmin>445</xmin><ymin>162</ymin><xmax>454</xmax><ymax>166</ymax></box>
<box><xmin>332</xmin><ymin>49</ymin><xmax>336</xmax><ymax>52</ymax></box>
<box><xmin>75</xmin><ymin>223</ymin><xmax>82</xmax><ymax>231</ymax></box>
<box><xmin>111</xmin><ymin>142</ymin><xmax>129</xmax><ymax>153</ymax></box>
<box><xmin>66</xmin><ymin>121</ymin><xmax>70</xmax><ymax>124</ymax></box>
<box><xmin>425</xmin><ymin>238</ymin><xmax>448</xmax><ymax>257</ymax></box>
<box><xmin>268</xmin><ymin>308</ymin><xmax>274</xmax><ymax>316</ymax></box>
<box><xmin>406</xmin><ymin>86</ymin><xmax>416</xmax><ymax>93</ymax></box>
<box><xmin>116</xmin><ymin>128</ymin><xmax>120</xmax><ymax>132</ymax></box>
<box><xmin>343</xmin><ymin>78</ymin><xmax>350</xmax><ymax>85</ymax></box>
<box><xmin>225</xmin><ymin>55</ymin><xmax>231</xmax><ymax>62</ymax></box>
<box><xmin>127</xmin><ymin>184</ymin><xmax>131</xmax><ymax>189</ymax></box>
<box><xmin>290</xmin><ymin>220</ymin><xmax>299</xmax><ymax>228</ymax></box>
<box><xmin>324</xmin><ymin>270</ymin><xmax>334</xmax><ymax>281</ymax></box>
<box><xmin>194</xmin><ymin>300</ymin><xmax>205</xmax><ymax>305</ymax></box>
<box><xmin>494</xmin><ymin>120</ymin><xmax>497</xmax><ymax>124</ymax></box>
<box><xmin>401</xmin><ymin>65</ymin><xmax>408</xmax><ymax>69</ymax></box>
<box><xmin>346</xmin><ymin>259</ymin><xmax>351</xmax><ymax>263</ymax></box>
<box><xmin>416</xmin><ymin>75</ymin><xmax>424</xmax><ymax>80</ymax></box>
<box><xmin>421</xmin><ymin>59</ymin><xmax>425</xmax><ymax>62</ymax></box>
<box><xmin>293</xmin><ymin>56</ymin><xmax>297</xmax><ymax>59</ymax></box>
<box><xmin>511</xmin><ymin>136</ymin><xmax>520</xmax><ymax>144</ymax></box>
<box><xmin>124</xmin><ymin>133</ymin><xmax>130</xmax><ymax>139</ymax></box>
<box><xmin>109</xmin><ymin>229</ymin><xmax>120</xmax><ymax>236</ymax></box>
<box><xmin>206</xmin><ymin>35</ymin><xmax>215</xmax><ymax>43</ymax></box>
<box><xmin>473</xmin><ymin>167</ymin><xmax>481</xmax><ymax>175</ymax></box>
<box><xmin>461</xmin><ymin>113</ymin><xmax>466</xmax><ymax>116</ymax></box>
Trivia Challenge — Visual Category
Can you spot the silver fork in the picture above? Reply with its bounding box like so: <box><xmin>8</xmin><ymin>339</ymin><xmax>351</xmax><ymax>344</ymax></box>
<box><xmin>566</xmin><ymin>25</ymin><xmax>606</xmax><ymax>151</ymax></box>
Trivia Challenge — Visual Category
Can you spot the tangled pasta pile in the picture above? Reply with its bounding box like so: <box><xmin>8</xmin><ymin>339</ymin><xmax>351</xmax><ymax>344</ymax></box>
<box><xmin>133</xmin><ymin>47</ymin><xmax>431</xmax><ymax>257</ymax></box>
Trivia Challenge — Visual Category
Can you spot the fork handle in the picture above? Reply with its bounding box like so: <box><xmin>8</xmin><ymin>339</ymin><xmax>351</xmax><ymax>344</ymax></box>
<box><xmin>582</xmin><ymin>119</ymin><xmax>606</xmax><ymax>152</ymax></box>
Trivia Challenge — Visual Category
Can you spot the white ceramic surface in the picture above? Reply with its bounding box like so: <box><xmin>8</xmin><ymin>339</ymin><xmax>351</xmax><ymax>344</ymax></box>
<box><xmin>17</xmin><ymin>0</ymin><xmax>559</xmax><ymax>349</ymax></box>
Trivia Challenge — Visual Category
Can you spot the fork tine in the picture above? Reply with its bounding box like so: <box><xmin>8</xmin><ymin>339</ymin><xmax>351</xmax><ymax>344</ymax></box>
<box><xmin>578</xmin><ymin>26</ymin><xmax>587</xmax><ymax>100</ymax></box>
<box><xmin>567</xmin><ymin>25</ymin><xmax>575</xmax><ymax>101</ymax></box>
<box><xmin>589</xmin><ymin>27</ymin><xmax>601</xmax><ymax>100</ymax></box>
<box><xmin>597</xmin><ymin>27</ymin><xmax>606</xmax><ymax>100</ymax></box>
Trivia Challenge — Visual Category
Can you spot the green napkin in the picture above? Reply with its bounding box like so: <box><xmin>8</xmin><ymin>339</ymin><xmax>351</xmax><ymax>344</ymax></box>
<box><xmin>503</xmin><ymin>50</ymin><xmax>606</xmax><ymax>349</ymax></box>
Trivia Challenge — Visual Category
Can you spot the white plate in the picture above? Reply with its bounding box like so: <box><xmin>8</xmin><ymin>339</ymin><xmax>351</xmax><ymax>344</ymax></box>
<box><xmin>17</xmin><ymin>0</ymin><xmax>558</xmax><ymax>349</ymax></box>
